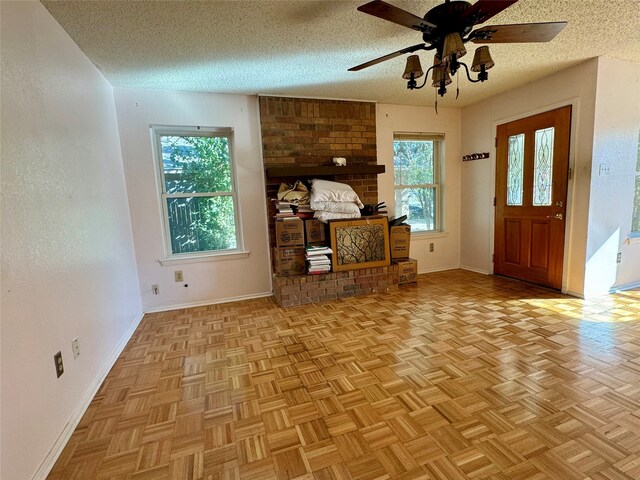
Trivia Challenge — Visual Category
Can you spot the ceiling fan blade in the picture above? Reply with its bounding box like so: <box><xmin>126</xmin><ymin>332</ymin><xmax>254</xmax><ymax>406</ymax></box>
<box><xmin>463</xmin><ymin>0</ymin><xmax>519</xmax><ymax>26</ymax></box>
<box><xmin>358</xmin><ymin>0</ymin><xmax>437</xmax><ymax>32</ymax></box>
<box><xmin>348</xmin><ymin>43</ymin><xmax>426</xmax><ymax>71</ymax></box>
<box><xmin>471</xmin><ymin>22</ymin><xmax>567</xmax><ymax>43</ymax></box>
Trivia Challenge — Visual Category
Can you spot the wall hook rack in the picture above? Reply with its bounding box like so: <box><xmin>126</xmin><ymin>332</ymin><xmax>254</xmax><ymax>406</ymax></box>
<box><xmin>462</xmin><ymin>152</ymin><xmax>490</xmax><ymax>161</ymax></box>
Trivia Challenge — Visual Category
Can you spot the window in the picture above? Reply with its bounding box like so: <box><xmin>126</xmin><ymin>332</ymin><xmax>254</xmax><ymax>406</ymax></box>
<box><xmin>393</xmin><ymin>133</ymin><xmax>444</xmax><ymax>232</ymax></box>
<box><xmin>632</xmin><ymin>128</ymin><xmax>640</xmax><ymax>233</ymax></box>
<box><xmin>152</xmin><ymin>125</ymin><xmax>242</xmax><ymax>257</ymax></box>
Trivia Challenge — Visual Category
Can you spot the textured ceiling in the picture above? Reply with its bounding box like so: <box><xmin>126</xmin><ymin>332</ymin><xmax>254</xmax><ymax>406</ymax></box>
<box><xmin>42</xmin><ymin>0</ymin><xmax>640</xmax><ymax>107</ymax></box>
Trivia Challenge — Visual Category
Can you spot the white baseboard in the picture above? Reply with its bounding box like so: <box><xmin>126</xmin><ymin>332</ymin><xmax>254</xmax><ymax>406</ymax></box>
<box><xmin>459</xmin><ymin>265</ymin><xmax>491</xmax><ymax>275</ymax></box>
<box><xmin>578</xmin><ymin>286</ymin><xmax>639</xmax><ymax>299</ymax></box>
<box><xmin>143</xmin><ymin>291</ymin><xmax>274</xmax><ymax>314</ymax></box>
<box><xmin>565</xmin><ymin>290</ymin><xmax>585</xmax><ymax>299</ymax></box>
<box><xmin>32</xmin><ymin>310</ymin><xmax>145</xmax><ymax>480</ymax></box>
<box><xmin>417</xmin><ymin>265</ymin><xmax>460</xmax><ymax>275</ymax></box>
<box><xmin>610</xmin><ymin>281</ymin><xmax>640</xmax><ymax>294</ymax></box>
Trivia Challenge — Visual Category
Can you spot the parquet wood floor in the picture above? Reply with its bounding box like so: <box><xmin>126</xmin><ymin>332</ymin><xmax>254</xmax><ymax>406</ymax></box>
<box><xmin>47</xmin><ymin>270</ymin><xmax>640</xmax><ymax>480</ymax></box>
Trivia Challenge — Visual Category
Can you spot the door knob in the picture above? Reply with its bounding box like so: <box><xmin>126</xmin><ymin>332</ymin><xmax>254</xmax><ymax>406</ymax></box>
<box><xmin>547</xmin><ymin>213</ymin><xmax>563</xmax><ymax>220</ymax></box>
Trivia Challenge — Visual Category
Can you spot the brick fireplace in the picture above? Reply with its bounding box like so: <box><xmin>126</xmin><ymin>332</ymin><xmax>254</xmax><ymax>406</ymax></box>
<box><xmin>258</xmin><ymin>96</ymin><xmax>400</xmax><ymax>305</ymax></box>
<box><xmin>259</xmin><ymin>96</ymin><xmax>379</xmax><ymax>246</ymax></box>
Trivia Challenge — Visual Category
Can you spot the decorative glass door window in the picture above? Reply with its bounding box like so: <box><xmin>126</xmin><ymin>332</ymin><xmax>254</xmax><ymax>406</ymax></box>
<box><xmin>533</xmin><ymin>127</ymin><xmax>555</xmax><ymax>206</ymax></box>
<box><xmin>507</xmin><ymin>134</ymin><xmax>524</xmax><ymax>206</ymax></box>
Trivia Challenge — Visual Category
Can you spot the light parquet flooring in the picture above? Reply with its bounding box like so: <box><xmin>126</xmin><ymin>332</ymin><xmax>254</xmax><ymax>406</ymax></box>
<box><xmin>47</xmin><ymin>270</ymin><xmax>640</xmax><ymax>480</ymax></box>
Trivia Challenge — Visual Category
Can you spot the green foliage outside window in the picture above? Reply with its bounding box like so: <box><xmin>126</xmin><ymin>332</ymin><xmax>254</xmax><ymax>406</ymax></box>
<box><xmin>161</xmin><ymin>135</ymin><xmax>237</xmax><ymax>254</ymax></box>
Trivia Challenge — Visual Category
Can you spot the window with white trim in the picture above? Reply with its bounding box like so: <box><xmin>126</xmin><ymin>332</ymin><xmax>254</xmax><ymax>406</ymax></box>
<box><xmin>632</xmin><ymin>128</ymin><xmax>640</xmax><ymax>233</ymax></box>
<box><xmin>393</xmin><ymin>133</ymin><xmax>444</xmax><ymax>232</ymax></box>
<box><xmin>152</xmin><ymin>125</ymin><xmax>242</xmax><ymax>257</ymax></box>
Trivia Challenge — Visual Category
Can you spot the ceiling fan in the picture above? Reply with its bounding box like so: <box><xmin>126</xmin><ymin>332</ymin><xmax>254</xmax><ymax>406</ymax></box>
<box><xmin>349</xmin><ymin>0</ymin><xmax>567</xmax><ymax>100</ymax></box>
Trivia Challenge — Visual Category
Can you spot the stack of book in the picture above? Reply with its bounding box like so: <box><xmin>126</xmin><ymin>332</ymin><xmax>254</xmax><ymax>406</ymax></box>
<box><xmin>273</xmin><ymin>200</ymin><xmax>296</xmax><ymax>219</ymax></box>
<box><xmin>273</xmin><ymin>199</ymin><xmax>315</xmax><ymax>220</ymax></box>
<box><xmin>296</xmin><ymin>204</ymin><xmax>314</xmax><ymax>220</ymax></box>
<box><xmin>306</xmin><ymin>245</ymin><xmax>332</xmax><ymax>274</ymax></box>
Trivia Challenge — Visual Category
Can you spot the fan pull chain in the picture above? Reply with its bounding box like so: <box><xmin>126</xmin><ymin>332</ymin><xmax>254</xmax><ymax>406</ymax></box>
<box><xmin>456</xmin><ymin>73</ymin><xmax>460</xmax><ymax>99</ymax></box>
<box><xmin>435</xmin><ymin>89</ymin><xmax>438</xmax><ymax>115</ymax></box>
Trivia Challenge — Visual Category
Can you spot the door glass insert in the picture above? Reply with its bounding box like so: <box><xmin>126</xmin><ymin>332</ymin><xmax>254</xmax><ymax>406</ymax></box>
<box><xmin>507</xmin><ymin>134</ymin><xmax>524</xmax><ymax>205</ymax></box>
<box><xmin>533</xmin><ymin>127</ymin><xmax>555</xmax><ymax>206</ymax></box>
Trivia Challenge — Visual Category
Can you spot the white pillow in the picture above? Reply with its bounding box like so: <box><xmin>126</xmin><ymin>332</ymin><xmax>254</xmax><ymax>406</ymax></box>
<box><xmin>310</xmin><ymin>200</ymin><xmax>361</xmax><ymax>214</ymax></box>
<box><xmin>314</xmin><ymin>210</ymin><xmax>361</xmax><ymax>223</ymax></box>
<box><xmin>310</xmin><ymin>179</ymin><xmax>364</xmax><ymax>208</ymax></box>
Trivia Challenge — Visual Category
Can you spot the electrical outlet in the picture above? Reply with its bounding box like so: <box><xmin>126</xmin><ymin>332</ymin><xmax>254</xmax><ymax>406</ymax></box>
<box><xmin>54</xmin><ymin>351</ymin><xmax>64</xmax><ymax>378</ymax></box>
<box><xmin>71</xmin><ymin>337</ymin><xmax>80</xmax><ymax>359</ymax></box>
<box><xmin>429</xmin><ymin>243</ymin><xmax>435</xmax><ymax>253</ymax></box>
<box><xmin>174</xmin><ymin>271</ymin><xmax>184</xmax><ymax>282</ymax></box>
<box><xmin>152</xmin><ymin>284</ymin><xmax>159</xmax><ymax>295</ymax></box>
<box><xmin>617</xmin><ymin>252</ymin><xmax>622</xmax><ymax>263</ymax></box>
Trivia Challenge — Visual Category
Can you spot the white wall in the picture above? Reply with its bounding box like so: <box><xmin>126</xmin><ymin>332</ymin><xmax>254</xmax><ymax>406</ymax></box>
<box><xmin>377</xmin><ymin>104</ymin><xmax>462</xmax><ymax>273</ymax></box>
<box><xmin>114</xmin><ymin>89</ymin><xmax>272</xmax><ymax>311</ymax></box>
<box><xmin>0</xmin><ymin>3</ymin><xmax>142</xmax><ymax>479</ymax></box>
<box><xmin>584</xmin><ymin>57</ymin><xmax>640</xmax><ymax>296</ymax></box>
<box><xmin>460</xmin><ymin>59</ymin><xmax>599</xmax><ymax>295</ymax></box>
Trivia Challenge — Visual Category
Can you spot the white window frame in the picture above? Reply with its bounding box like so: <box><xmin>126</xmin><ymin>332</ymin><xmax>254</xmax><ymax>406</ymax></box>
<box><xmin>151</xmin><ymin>125</ymin><xmax>244</xmax><ymax>261</ymax></box>
<box><xmin>632</xmin><ymin>129</ymin><xmax>640</xmax><ymax>237</ymax></box>
<box><xmin>393</xmin><ymin>132</ymin><xmax>445</xmax><ymax>233</ymax></box>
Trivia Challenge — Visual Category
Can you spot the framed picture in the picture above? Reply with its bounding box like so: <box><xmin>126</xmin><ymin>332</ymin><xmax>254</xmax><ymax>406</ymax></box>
<box><xmin>329</xmin><ymin>216</ymin><xmax>390</xmax><ymax>272</ymax></box>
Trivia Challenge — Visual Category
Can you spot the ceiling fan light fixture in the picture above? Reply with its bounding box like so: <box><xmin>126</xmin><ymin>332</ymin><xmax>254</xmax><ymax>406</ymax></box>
<box><xmin>471</xmin><ymin>46</ymin><xmax>495</xmax><ymax>72</ymax></box>
<box><xmin>350</xmin><ymin>0</ymin><xmax>567</xmax><ymax>106</ymax></box>
<box><xmin>431</xmin><ymin>55</ymin><xmax>452</xmax><ymax>88</ymax></box>
<box><xmin>402</xmin><ymin>55</ymin><xmax>424</xmax><ymax>79</ymax></box>
<box><xmin>442</xmin><ymin>32</ymin><xmax>467</xmax><ymax>62</ymax></box>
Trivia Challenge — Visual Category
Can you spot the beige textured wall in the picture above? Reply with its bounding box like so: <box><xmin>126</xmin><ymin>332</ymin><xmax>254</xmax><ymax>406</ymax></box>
<box><xmin>376</xmin><ymin>104</ymin><xmax>462</xmax><ymax>274</ymax></box>
<box><xmin>114</xmin><ymin>89</ymin><xmax>273</xmax><ymax>311</ymax></box>
<box><xmin>585</xmin><ymin>57</ymin><xmax>640</xmax><ymax>296</ymax></box>
<box><xmin>460</xmin><ymin>59</ymin><xmax>599</xmax><ymax>296</ymax></box>
<box><xmin>1</xmin><ymin>3</ymin><xmax>142</xmax><ymax>478</ymax></box>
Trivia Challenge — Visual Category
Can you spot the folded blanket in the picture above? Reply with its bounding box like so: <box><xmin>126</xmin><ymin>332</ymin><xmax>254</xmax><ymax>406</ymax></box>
<box><xmin>310</xmin><ymin>200</ymin><xmax>361</xmax><ymax>214</ymax></box>
<box><xmin>310</xmin><ymin>179</ymin><xmax>364</xmax><ymax>209</ymax></box>
<box><xmin>314</xmin><ymin>210</ymin><xmax>361</xmax><ymax>223</ymax></box>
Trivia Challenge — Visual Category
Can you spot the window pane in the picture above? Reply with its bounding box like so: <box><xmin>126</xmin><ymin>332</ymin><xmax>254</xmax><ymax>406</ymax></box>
<box><xmin>395</xmin><ymin>187</ymin><xmax>436</xmax><ymax>232</ymax></box>
<box><xmin>632</xmin><ymin>176</ymin><xmax>640</xmax><ymax>232</ymax></box>
<box><xmin>507</xmin><ymin>134</ymin><xmax>524</xmax><ymax>206</ymax></box>
<box><xmin>633</xmin><ymin>130</ymin><xmax>640</xmax><ymax>232</ymax></box>
<box><xmin>162</xmin><ymin>135</ymin><xmax>232</xmax><ymax>194</ymax></box>
<box><xmin>166</xmin><ymin>196</ymin><xmax>237</xmax><ymax>254</ymax></box>
<box><xmin>636</xmin><ymin>128</ymin><xmax>640</xmax><ymax>173</ymax></box>
<box><xmin>393</xmin><ymin>140</ymin><xmax>434</xmax><ymax>185</ymax></box>
<box><xmin>533</xmin><ymin>127</ymin><xmax>555</xmax><ymax>206</ymax></box>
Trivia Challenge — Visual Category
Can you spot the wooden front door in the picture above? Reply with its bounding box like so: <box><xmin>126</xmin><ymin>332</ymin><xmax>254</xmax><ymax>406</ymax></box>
<box><xmin>494</xmin><ymin>106</ymin><xmax>571</xmax><ymax>289</ymax></box>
